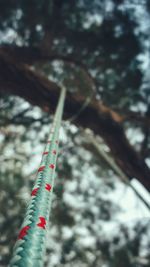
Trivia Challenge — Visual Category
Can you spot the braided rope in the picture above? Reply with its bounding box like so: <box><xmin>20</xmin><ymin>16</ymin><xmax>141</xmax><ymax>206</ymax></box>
<box><xmin>9</xmin><ymin>87</ymin><xmax>66</xmax><ymax>267</ymax></box>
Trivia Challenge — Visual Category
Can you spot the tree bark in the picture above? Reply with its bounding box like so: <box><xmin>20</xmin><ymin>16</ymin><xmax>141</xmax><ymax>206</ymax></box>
<box><xmin>0</xmin><ymin>49</ymin><xmax>150</xmax><ymax>192</ymax></box>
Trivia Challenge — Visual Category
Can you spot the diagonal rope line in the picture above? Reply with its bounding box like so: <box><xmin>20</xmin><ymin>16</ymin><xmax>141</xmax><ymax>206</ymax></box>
<box><xmin>9</xmin><ymin>87</ymin><xmax>66</xmax><ymax>267</ymax></box>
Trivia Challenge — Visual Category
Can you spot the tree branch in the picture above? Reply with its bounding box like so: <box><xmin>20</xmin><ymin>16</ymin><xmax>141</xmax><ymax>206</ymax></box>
<box><xmin>1</xmin><ymin>45</ymin><xmax>149</xmax><ymax>126</ymax></box>
<box><xmin>0</xmin><ymin>45</ymin><xmax>96</xmax><ymax>91</ymax></box>
<box><xmin>0</xmin><ymin>51</ymin><xmax>150</xmax><ymax>191</ymax></box>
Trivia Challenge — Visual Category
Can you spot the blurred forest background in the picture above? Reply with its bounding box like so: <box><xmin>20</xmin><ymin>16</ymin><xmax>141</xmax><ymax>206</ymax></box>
<box><xmin>0</xmin><ymin>0</ymin><xmax>150</xmax><ymax>266</ymax></box>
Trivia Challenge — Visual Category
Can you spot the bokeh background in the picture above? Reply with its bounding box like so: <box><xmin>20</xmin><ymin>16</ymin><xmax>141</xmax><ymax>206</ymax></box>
<box><xmin>0</xmin><ymin>1</ymin><xmax>150</xmax><ymax>266</ymax></box>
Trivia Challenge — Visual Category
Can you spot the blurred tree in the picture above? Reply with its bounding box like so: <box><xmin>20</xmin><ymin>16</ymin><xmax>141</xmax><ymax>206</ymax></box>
<box><xmin>0</xmin><ymin>0</ymin><xmax>150</xmax><ymax>190</ymax></box>
<box><xmin>0</xmin><ymin>0</ymin><xmax>150</xmax><ymax>266</ymax></box>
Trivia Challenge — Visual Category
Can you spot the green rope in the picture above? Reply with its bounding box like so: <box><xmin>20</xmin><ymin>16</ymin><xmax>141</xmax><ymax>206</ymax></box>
<box><xmin>9</xmin><ymin>87</ymin><xmax>66</xmax><ymax>267</ymax></box>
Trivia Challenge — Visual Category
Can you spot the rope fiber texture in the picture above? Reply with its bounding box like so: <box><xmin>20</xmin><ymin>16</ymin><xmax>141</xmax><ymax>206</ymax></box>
<box><xmin>9</xmin><ymin>87</ymin><xmax>66</xmax><ymax>267</ymax></box>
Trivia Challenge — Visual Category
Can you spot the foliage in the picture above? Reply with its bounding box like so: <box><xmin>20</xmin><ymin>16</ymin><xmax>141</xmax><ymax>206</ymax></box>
<box><xmin>0</xmin><ymin>0</ymin><xmax>150</xmax><ymax>266</ymax></box>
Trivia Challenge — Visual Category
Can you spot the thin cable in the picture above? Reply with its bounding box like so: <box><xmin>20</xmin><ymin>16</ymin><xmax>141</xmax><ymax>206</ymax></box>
<box><xmin>68</xmin><ymin>96</ymin><xmax>92</xmax><ymax>123</ymax></box>
<box><xmin>9</xmin><ymin>87</ymin><xmax>66</xmax><ymax>267</ymax></box>
<box><xmin>86</xmin><ymin>133</ymin><xmax>150</xmax><ymax>211</ymax></box>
